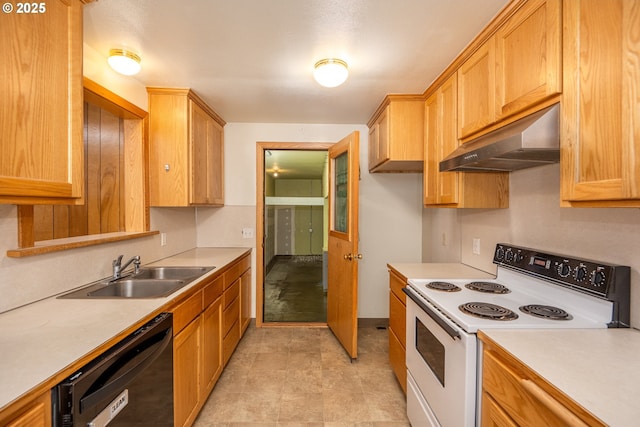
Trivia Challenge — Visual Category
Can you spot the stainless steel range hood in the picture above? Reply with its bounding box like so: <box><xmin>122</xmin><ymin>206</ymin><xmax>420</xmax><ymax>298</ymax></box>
<box><xmin>439</xmin><ymin>104</ymin><xmax>560</xmax><ymax>172</ymax></box>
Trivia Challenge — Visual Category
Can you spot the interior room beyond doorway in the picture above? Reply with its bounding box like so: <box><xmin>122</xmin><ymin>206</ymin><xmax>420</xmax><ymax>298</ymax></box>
<box><xmin>259</xmin><ymin>145</ymin><xmax>332</xmax><ymax>325</ymax></box>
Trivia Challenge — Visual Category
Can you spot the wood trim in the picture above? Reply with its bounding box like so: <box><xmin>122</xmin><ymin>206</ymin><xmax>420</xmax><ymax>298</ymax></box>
<box><xmin>83</xmin><ymin>78</ymin><xmax>147</xmax><ymax>120</ymax></box>
<box><xmin>17</xmin><ymin>206</ymin><xmax>35</xmax><ymax>248</ymax></box>
<box><xmin>255</xmin><ymin>141</ymin><xmax>334</xmax><ymax>328</ymax></box>
<box><xmin>367</xmin><ymin>94</ymin><xmax>425</xmax><ymax>127</ymax></box>
<box><xmin>7</xmin><ymin>231</ymin><xmax>159</xmax><ymax>258</ymax></box>
<box><xmin>422</xmin><ymin>0</ymin><xmax>529</xmax><ymax>100</ymax></box>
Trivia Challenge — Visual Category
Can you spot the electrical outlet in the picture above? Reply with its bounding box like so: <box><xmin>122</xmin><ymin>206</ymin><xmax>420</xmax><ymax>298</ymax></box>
<box><xmin>242</xmin><ymin>228</ymin><xmax>254</xmax><ymax>239</ymax></box>
<box><xmin>160</xmin><ymin>233</ymin><xmax>167</xmax><ymax>246</ymax></box>
<box><xmin>472</xmin><ymin>238</ymin><xmax>480</xmax><ymax>255</ymax></box>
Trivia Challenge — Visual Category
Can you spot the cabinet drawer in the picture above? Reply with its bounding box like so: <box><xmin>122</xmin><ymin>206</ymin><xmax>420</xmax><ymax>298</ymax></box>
<box><xmin>223</xmin><ymin>296</ymin><xmax>240</xmax><ymax>336</ymax></box>
<box><xmin>223</xmin><ymin>255</ymin><xmax>250</xmax><ymax>289</ymax></box>
<box><xmin>389</xmin><ymin>270</ymin><xmax>407</xmax><ymax>303</ymax></box>
<box><xmin>172</xmin><ymin>290</ymin><xmax>203</xmax><ymax>335</ymax></box>
<box><xmin>483</xmin><ymin>349</ymin><xmax>598</xmax><ymax>427</ymax></box>
<box><xmin>389</xmin><ymin>291</ymin><xmax>406</xmax><ymax>348</ymax></box>
<box><xmin>203</xmin><ymin>275</ymin><xmax>223</xmax><ymax>307</ymax></box>
<box><xmin>223</xmin><ymin>279</ymin><xmax>240</xmax><ymax>309</ymax></box>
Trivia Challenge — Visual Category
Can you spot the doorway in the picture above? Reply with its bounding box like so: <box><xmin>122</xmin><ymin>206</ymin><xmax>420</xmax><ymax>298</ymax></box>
<box><xmin>256</xmin><ymin>142</ymin><xmax>334</xmax><ymax>326</ymax></box>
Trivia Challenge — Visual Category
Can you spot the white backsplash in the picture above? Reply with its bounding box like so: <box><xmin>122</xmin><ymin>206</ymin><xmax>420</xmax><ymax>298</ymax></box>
<box><xmin>0</xmin><ymin>206</ymin><xmax>197</xmax><ymax>313</ymax></box>
<box><xmin>423</xmin><ymin>164</ymin><xmax>640</xmax><ymax>328</ymax></box>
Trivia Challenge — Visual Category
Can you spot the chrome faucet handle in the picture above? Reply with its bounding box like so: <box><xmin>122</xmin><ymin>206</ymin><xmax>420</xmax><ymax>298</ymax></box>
<box><xmin>113</xmin><ymin>254</ymin><xmax>124</xmax><ymax>268</ymax></box>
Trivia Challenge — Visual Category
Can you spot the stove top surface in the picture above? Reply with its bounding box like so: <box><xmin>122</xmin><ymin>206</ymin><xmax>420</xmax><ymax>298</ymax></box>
<box><xmin>407</xmin><ymin>268</ymin><xmax>613</xmax><ymax>333</ymax></box>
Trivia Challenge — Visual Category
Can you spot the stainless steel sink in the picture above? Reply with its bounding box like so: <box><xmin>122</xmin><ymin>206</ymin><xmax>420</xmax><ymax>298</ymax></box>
<box><xmin>132</xmin><ymin>266</ymin><xmax>214</xmax><ymax>281</ymax></box>
<box><xmin>58</xmin><ymin>266</ymin><xmax>215</xmax><ymax>299</ymax></box>
<box><xmin>87</xmin><ymin>279</ymin><xmax>187</xmax><ymax>298</ymax></box>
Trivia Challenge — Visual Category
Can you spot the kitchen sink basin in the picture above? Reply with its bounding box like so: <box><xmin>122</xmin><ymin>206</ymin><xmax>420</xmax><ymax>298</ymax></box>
<box><xmin>131</xmin><ymin>266</ymin><xmax>214</xmax><ymax>281</ymax></box>
<box><xmin>59</xmin><ymin>266</ymin><xmax>215</xmax><ymax>299</ymax></box>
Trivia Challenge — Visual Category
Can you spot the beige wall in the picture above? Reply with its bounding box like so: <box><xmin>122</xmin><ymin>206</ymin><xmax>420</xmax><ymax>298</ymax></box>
<box><xmin>422</xmin><ymin>164</ymin><xmax>640</xmax><ymax>328</ymax></box>
<box><xmin>196</xmin><ymin>123</ymin><xmax>424</xmax><ymax>318</ymax></box>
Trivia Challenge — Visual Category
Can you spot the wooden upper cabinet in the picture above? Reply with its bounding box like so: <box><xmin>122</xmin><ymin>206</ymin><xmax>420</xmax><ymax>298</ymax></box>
<box><xmin>561</xmin><ymin>0</ymin><xmax>640</xmax><ymax>207</ymax></box>
<box><xmin>424</xmin><ymin>75</ymin><xmax>509</xmax><ymax>208</ymax></box>
<box><xmin>148</xmin><ymin>88</ymin><xmax>225</xmax><ymax>206</ymax></box>
<box><xmin>424</xmin><ymin>75</ymin><xmax>459</xmax><ymax>205</ymax></box>
<box><xmin>457</xmin><ymin>39</ymin><xmax>496</xmax><ymax>140</ymax></box>
<box><xmin>367</xmin><ymin>96</ymin><xmax>424</xmax><ymax>172</ymax></box>
<box><xmin>0</xmin><ymin>0</ymin><xmax>86</xmax><ymax>204</ymax></box>
<box><xmin>495</xmin><ymin>0</ymin><xmax>562</xmax><ymax>120</ymax></box>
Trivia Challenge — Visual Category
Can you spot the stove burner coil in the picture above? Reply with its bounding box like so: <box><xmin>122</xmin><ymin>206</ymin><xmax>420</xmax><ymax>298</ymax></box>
<box><xmin>519</xmin><ymin>305</ymin><xmax>573</xmax><ymax>320</ymax></box>
<box><xmin>426</xmin><ymin>281</ymin><xmax>461</xmax><ymax>292</ymax></box>
<box><xmin>465</xmin><ymin>281</ymin><xmax>511</xmax><ymax>294</ymax></box>
<box><xmin>459</xmin><ymin>302</ymin><xmax>519</xmax><ymax>321</ymax></box>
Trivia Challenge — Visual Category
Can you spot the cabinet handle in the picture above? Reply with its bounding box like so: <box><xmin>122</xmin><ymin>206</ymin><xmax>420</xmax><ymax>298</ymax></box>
<box><xmin>520</xmin><ymin>379</ymin><xmax>590</xmax><ymax>427</ymax></box>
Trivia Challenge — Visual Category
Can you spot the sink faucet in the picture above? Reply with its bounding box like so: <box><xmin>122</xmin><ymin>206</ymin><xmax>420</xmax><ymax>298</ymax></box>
<box><xmin>112</xmin><ymin>255</ymin><xmax>141</xmax><ymax>279</ymax></box>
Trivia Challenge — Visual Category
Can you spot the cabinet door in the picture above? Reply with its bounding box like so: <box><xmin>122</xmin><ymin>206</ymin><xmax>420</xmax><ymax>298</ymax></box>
<box><xmin>240</xmin><ymin>269</ymin><xmax>252</xmax><ymax>333</ymax></box>
<box><xmin>458</xmin><ymin>39</ymin><xmax>496</xmax><ymax>139</ymax></box>
<box><xmin>372</xmin><ymin>106</ymin><xmax>390</xmax><ymax>169</ymax></box>
<box><xmin>0</xmin><ymin>391</ymin><xmax>51</xmax><ymax>427</ymax></box>
<box><xmin>481</xmin><ymin>391</ymin><xmax>518</xmax><ymax>427</ymax></box>
<box><xmin>424</xmin><ymin>75</ymin><xmax>459</xmax><ymax>206</ymax></box>
<box><xmin>0</xmin><ymin>0</ymin><xmax>83</xmax><ymax>203</ymax></box>
<box><xmin>190</xmin><ymin>101</ymin><xmax>224</xmax><ymax>205</ymax></box>
<box><xmin>495</xmin><ymin>0</ymin><xmax>561</xmax><ymax>120</ymax></box>
<box><xmin>423</xmin><ymin>92</ymin><xmax>439</xmax><ymax>205</ymax></box>
<box><xmin>174</xmin><ymin>318</ymin><xmax>201</xmax><ymax>427</ymax></box>
<box><xmin>438</xmin><ymin>75</ymin><xmax>459</xmax><ymax>204</ymax></box>
<box><xmin>367</xmin><ymin>124</ymin><xmax>379</xmax><ymax>172</ymax></box>
<box><xmin>561</xmin><ymin>0</ymin><xmax>640</xmax><ymax>205</ymax></box>
<box><xmin>201</xmin><ymin>297</ymin><xmax>223</xmax><ymax>396</ymax></box>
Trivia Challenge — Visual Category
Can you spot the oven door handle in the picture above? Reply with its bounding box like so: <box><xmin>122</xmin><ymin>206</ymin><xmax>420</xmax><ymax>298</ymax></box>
<box><xmin>403</xmin><ymin>287</ymin><xmax>461</xmax><ymax>340</ymax></box>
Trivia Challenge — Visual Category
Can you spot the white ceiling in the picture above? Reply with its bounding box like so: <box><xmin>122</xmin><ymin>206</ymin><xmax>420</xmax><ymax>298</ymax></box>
<box><xmin>83</xmin><ymin>0</ymin><xmax>509</xmax><ymax>125</ymax></box>
<box><xmin>265</xmin><ymin>150</ymin><xmax>328</xmax><ymax>180</ymax></box>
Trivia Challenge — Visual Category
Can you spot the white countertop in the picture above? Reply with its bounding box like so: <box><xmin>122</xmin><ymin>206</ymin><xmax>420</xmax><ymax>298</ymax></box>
<box><xmin>0</xmin><ymin>247</ymin><xmax>250</xmax><ymax>411</ymax></box>
<box><xmin>480</xmin><ymin>328</ymin><xmax>640</xmax><ymax>427</ymax></box>
<box><xmin>387</xmin><ymin>262</ymin><xmax>496</xmax><ymax>280</ymax></box>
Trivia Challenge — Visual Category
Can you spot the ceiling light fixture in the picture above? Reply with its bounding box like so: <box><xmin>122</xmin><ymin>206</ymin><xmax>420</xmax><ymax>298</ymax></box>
<box><xmin>108</xmin><ymin>48</ymin><xmax>141</xmax><ymax>76</ymax></box>
<box><xmin>313</xmin><ymin>58</ymin><xmax>348</xmax><ymax>88</ymax></box>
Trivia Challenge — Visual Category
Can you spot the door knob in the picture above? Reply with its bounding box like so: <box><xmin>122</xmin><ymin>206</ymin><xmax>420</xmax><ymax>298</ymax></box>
<box><xmin>343</xmin><ymin>253</ymin><xmax>363</xmax><ymax>261</ymax></box>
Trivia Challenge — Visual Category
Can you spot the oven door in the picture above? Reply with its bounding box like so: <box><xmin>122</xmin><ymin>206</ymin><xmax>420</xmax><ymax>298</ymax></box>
<box><xmin>404</xmin><ymin>287</ymin><xmax>477</xmax><ymax>427</ymax></box>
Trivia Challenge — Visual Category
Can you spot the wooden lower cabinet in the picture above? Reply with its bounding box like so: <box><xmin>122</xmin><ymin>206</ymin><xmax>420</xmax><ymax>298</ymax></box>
<box><xmin>174</xmin><ymin>316</ymin><xmax>202</xmax><ymax>427</ymax></box>
<box><xmin>0</xmin><ymin>391</ymin><xmax>51</xmax><ymax>427</ymax></box>
<box><xmin>480</xmin><ymin>334</ymin><xmax>605</xmax><ymax>427</ymax></box>
<box><xmin>387</xmin><ymin>268</ymin><xmax>407</xmax><ymax>394</ymax></box>
<box><xmin>172</xmin><ymin>255</ymin><xmax>251</xmax><ymax>427</ymax></box>
<box><xmin>172</xmin><ymin>251</ymin><xmax>251</xmax><ymax>427</ymax></box>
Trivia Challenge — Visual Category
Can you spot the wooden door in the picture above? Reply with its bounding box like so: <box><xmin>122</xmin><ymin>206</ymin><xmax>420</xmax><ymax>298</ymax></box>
<box><xmin>327</xmin><ymin>131</ymin><xmax>360</xmax><ymax>359</ymax></box>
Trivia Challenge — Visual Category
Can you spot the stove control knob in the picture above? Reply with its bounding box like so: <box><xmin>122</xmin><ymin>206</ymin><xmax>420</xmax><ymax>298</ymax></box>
<box><xmin>514</xmin><ymin>252</ymin><xmax>524</xmax><ymax>263</ymax></box>
<box><xmin>591</xmin><ymin>268</ymin><xmax>606</xmax><ymax>287</ymax></box>
<box><xmin>505</xmin><ymin>249</ymin><xmax>515</xmax><ymax>262</ymax></box>
<box><xmin>574</xmin><ymin>265</ymin><xmax>588</xmax><ymax>282</ymax></box>
<box><xmin>557</xmin><ymin>262</ymin><xmax>571</xmax><ymax>278</ymax></box>
<box><xmin>495</xmin><ymin>247</ymin><xmax>505</xmax><ymax>261</ymax></box>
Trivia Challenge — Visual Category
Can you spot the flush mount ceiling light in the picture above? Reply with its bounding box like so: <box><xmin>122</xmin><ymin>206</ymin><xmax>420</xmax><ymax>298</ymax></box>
<box><xmin>313</xmin><ymin>58</ymin><xmax>349</xmax><ymax>88</ymax></box>
<box><xmin>108</xmin><ymin>48</ymin><xmax>141</xmax><ymax>76</ymax></box>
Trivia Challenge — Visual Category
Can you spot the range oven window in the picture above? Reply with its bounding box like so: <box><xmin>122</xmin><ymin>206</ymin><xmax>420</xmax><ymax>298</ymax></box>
<box><xmin>415</xmin><ymin>317</ymin><xmax>445</xmax><ymax>386</ymax></box>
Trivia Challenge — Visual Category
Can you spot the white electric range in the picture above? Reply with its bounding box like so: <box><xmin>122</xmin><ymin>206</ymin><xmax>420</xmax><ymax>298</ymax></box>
<box><xmin>404</xmin><ymin>243</ymin><xmax>630</xmax><ymax>427</ymax></box>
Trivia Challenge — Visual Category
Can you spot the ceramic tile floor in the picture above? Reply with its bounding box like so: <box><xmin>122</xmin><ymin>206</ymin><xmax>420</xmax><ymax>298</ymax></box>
<box><xmin>193</xmin><ymin>325</ymin><xmax>410</xmax><ymax>427</ymax></box>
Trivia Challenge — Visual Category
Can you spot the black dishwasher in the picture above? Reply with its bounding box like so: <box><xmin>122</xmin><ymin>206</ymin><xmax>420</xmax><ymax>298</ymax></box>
<box><xmin>52</xmin><ymin>312</ymin><xmax>174</xmax><ymax>427</ymax></box>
